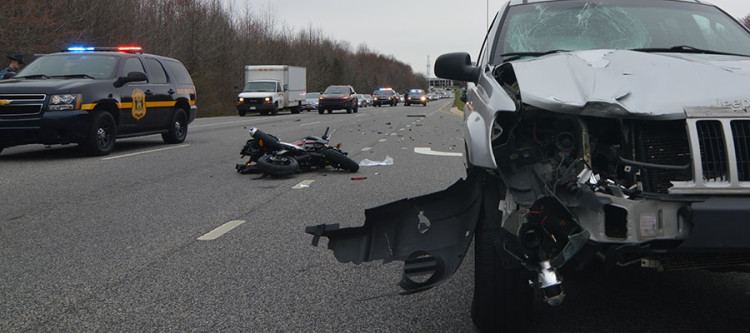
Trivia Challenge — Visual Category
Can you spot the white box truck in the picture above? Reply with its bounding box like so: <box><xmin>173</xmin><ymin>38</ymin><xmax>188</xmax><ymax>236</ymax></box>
<box><xmin>236</xmin><ymin>65</ymin><xmax>306</xmax><ymax>116</ymax></box>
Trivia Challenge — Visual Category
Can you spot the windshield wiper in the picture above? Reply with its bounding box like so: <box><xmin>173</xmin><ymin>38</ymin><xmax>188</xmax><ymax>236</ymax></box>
<box><xmin>500</xmin><ymin>50</ymin><xmax>569</xmax><ymax>62</ymax></box>
<box><xmin>52</xmin><ymin>74</ymin><xmax>96</xmax><ymax>79</ymax></box>
<box><xmin>15</xmin><ymin>74</ymin><xmax>50</xmax><ymax>79</ymax></box>
<box><xmin>631</xmin><ymin>45</ymin><xmax>750</xmax><ymax>57</ymax></box>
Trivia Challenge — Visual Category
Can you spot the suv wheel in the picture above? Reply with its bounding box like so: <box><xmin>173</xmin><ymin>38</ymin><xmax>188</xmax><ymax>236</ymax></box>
<box><xmin>162</xmin><ymin>108</ymin><xmax>188</xmax><ymax>144</ymax></box>
<box><xmin>82</xmin><ymin>111</ymin><xmax>117</xmax><ymax>156</ymax></box>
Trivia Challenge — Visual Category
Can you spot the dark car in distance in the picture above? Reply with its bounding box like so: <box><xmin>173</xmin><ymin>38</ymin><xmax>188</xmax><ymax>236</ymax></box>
<box><xmin>372</xmin><ymin>88</ymin><xmax>399</xmax><ymax>107</ymax></box>
<box><xmin>404</xmin><ymin>88</ymin><xmax>428</xmax><ymax>106</ymax></box>
<box><xmin>318</xmin><ymin>85</ymin><xmax>358</xmax><ymax>114</ymax></box>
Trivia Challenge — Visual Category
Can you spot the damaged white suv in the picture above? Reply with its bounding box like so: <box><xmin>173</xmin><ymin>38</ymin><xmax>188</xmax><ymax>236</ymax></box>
<box><xmin>307</xmin><ymin>0</ymin><xmax>750</xmax><ymax>331</ymax></box>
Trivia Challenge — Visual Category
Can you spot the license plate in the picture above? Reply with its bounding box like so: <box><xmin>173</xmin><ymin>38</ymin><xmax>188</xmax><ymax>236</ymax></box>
<box><xmin>250</xmin><ymin>106</ymin><xmax>256</xmax><ymax>110</ymax></box>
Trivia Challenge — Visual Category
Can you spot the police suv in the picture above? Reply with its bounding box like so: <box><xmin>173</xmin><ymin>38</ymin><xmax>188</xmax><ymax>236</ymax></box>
<box><xmin>0</xmin><ymin>46</ymin><xmax>197</xmax><ymax>156</ymax></box>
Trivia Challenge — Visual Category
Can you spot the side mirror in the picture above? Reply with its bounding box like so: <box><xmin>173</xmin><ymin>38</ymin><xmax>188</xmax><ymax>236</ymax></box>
<box><xmin>435</xmin><ymin>52</ymin><xmax>480</xmax><ymax>83</ymax></box>
<box><xmin>114</xmin><ymin>71</ymin><xmax>147</xmax><ymax>87</ymax></box>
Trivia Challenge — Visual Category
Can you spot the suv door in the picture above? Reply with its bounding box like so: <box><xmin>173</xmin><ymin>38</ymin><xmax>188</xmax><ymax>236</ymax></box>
<box><xmin>116</xmin><ymin>56</ymin><xmax>168</xmax><ymax>133</ymax></box>
<box><xmin>142</xmin><ymin>57</ymin><xmax>173</xmax><ymax>128</ymax></box>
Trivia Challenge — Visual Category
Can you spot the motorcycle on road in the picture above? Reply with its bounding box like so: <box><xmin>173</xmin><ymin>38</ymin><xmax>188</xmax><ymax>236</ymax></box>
<box><xmin>236</xmin><ymin>127</ymin><xmax>359</xmax><ymax>176</ymax></box>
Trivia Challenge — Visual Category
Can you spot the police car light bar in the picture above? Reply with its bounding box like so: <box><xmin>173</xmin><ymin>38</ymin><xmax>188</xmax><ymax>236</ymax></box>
<box><xmin>117</xmin><ymin>46</ymin><xmax>142</xmax><ymax>52</ymax></box>
<box><xmin>65</xmin><ymin>46</ymin><xmax>142</xmax><ymax>53</ymax></box>
<box><xmin>67</xmin><ymin>46</ymin><xmax>95</xmax><ymax>52</ymax></box>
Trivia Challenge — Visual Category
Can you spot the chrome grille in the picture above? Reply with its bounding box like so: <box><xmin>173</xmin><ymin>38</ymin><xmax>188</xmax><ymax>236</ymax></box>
<box><xmin>732</xmin><ymin>120</ymin><xmax>750</xmax><ymax>181</ymax></box>
<box><xmin>696</xmin><ymin>120</ymin><xmax>728</xmax><ymax>181</ymax></box>
<box><xmin>0</xmin><ymin>94</ymin><xmax>45</xmax><ymax>116</ymax></box>
<box><xmin>670</xmin><ymin>108</ymin><xmax>750</xmax><ymax>194</ymax></box>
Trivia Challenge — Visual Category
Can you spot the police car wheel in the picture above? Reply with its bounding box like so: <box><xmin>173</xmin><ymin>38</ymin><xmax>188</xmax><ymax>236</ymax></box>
<box><xmin>162</xmin><ymin>108</ymin><xmax>188</xmax><ymax>144</ymax></box>
<box><xmin>82</xmin><ymin>111</ymin><xmax>117</xmax><ymax>156</ymax></box>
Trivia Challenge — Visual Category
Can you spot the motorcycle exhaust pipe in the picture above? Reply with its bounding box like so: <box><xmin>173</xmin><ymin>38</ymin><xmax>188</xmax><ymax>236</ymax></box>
<box><xmin>249</xmin><ymin>128</ymin><xmax>282</xmax><ymax>150</ymax></box>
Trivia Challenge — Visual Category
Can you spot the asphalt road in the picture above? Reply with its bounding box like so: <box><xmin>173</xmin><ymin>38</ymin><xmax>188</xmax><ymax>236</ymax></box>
<box><xmin>1</xmin><ymin>100</ymin><xmax>749</xmax><ymax>332</ymax></box>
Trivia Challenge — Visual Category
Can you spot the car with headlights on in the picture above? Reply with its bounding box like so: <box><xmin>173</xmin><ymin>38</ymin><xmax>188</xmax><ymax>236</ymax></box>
<box><xmin>318</xmin><ymin>85</ymin><xmax>358</xmax><ymax>114</ymax></box>
<box><xmin>372</xmin><ymin>88</ymin><xmax>399</xmax><ymax>107</ymax></box>
<box><xmin>404</xmin><ymin>88</ymin><xmax>427</xmax><ymax>106</ymax></box>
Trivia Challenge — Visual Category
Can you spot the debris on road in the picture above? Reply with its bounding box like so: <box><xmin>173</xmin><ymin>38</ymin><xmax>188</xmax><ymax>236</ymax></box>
<box><xmin>359</xmin><ymin>155</ymin><xmax>394</xmax><ymax>166</ymax></box>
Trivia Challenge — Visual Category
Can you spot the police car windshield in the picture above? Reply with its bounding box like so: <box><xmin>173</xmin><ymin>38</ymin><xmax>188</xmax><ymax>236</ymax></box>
<box><xmin>16</xmin><ymin>54</ymin><xmax>118</xmax><ymax>79</ymax></box>
<box><xmin>493</xmin><ymin>0</ymin><xmax>750</xmax><ymax>63</ymax></box>
<box><xmin>243</xmin><ymin>82</ymin><xmax>276</xmax><ymax>92</ymax></box>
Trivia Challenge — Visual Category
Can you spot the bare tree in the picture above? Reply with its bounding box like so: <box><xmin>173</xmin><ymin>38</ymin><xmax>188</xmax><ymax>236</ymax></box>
<box><xmin>1</xmin><ymin>0</ymin><xmax>428</xmax><ymax>117</ymax></box>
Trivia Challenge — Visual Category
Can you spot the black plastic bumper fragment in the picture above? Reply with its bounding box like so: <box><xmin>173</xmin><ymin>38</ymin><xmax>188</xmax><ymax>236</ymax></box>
<box><xmin>677</xmin><ymin>197</ymin><xmax>750</xmax><ymax>250</ymax></box>
<box><xmin>305</xmin><ymin>171</ymin><xmax>485</xmax><ymax>293</ymax></box>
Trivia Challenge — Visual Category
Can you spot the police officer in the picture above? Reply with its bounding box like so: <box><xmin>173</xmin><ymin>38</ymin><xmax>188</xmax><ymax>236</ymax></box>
<box><xmin>0</xmin><ymin>54</ymin><xmax>25</xmax><ymax>79</ymax></box>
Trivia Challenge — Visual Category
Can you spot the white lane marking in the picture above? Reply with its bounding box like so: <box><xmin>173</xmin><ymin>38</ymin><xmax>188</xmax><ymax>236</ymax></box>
<box><xmin>198</xmin><ymin>220</ymin><xmax>246</xmax><ymax>241</ymax></box>
<box><xmin>361</xmin><ymin>147</ymin><xmax>372</xmax><ymax>151</ymax></box>
<box><xmin>390</xmin><ymin>133</ymin><xmax>397</xmax><ymax>136</ymax></box>
<box><xmin>102</xmin><ymin>144</ymin><xmax>189</xmax><ymax>160</ymax></box>
<box><xmin>399</xmin><ymin>128</ymin><xmax>405</xmax><ymax>131</ymax></box>
<box><xmin>378</xmin><ymin>139</ymin><xmax>388</xmax><ymax>142</ymax></box>
<box><xmin>300</xmin><ymin>121</ymin><xmax>320</xmax><ymax>127</ymax></box>
<box><xmin>192</xmin><ymin>120</ymin><xmax>256</xmax><ymax>128</ymax></box>
<box><xmin>414</xmin><ymin>147</ymin><xmax>463</xmax><ymax>157</ymax></box>
<box><xmin>293</xmin><ymin>180</ymin><xmax>315</xmax><ymax>189</ymax></box>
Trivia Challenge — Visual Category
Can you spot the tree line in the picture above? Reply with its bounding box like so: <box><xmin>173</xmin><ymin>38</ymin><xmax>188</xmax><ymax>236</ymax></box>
<box><xmin>0</xmin><ymin>0</ymin><xmax>429</xmax><ymax>117</ymax></box>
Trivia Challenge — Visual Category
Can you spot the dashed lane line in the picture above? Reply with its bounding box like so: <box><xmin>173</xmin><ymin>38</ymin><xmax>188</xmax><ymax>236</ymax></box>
<box><xmin>293</xmin><ymin>180</ymin><xmax>315</xmax><ymax>189</ymax></box>
<box><xmin>197</xmin><ymin>220</ymin><xmax>246</xmax><ymax>241</ymax></box>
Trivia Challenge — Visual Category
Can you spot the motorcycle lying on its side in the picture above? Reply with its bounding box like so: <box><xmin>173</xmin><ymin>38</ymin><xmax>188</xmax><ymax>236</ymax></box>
<box><xmin>236</xmin><ymin>127</ymin><xmax>359</xmax><ymax>176</ymax></box>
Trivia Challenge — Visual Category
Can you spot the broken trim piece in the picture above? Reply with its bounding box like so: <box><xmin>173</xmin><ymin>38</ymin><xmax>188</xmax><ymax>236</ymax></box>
<box><xmin>305</xmin><ymin>170</ymin><xmax>486</xmax><ymax>293</ymax></box>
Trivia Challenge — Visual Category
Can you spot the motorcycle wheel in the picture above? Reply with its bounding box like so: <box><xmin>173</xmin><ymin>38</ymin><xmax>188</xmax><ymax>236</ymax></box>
<box><xmin>322</xmin><ymin>149</ymin><xmax>359</xmax><ymax>172</ymax></box>
<box><xmin>257</xmin><ymin>155</ymin><xmax>300</xmax><ymax>176</ymax></box>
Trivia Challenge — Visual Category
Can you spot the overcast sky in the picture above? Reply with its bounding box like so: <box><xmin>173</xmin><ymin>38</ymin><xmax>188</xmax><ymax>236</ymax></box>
<box><xmin>224</xmin><ymin>0</ymin><xmax>750</xmax><ymax>77</ymax></box>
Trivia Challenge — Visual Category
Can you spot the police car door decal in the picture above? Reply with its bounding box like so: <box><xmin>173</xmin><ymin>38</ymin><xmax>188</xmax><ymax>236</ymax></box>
<box><xmin>132</xmin><ymin>88</ymin><xmax>147</xmax><ymax>120</ymax></box>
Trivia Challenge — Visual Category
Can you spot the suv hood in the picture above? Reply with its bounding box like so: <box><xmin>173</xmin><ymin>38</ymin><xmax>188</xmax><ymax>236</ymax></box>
<box><xmin>0</xmin><ymin>78</ymin><xmax>105</xmax><ymax>93</ymax></box>
<box><xmin>509</xmin><ymin>50</ymin><xmax>750</xmax><ymax>119</ymax></box>
<box><xmin>321</xmin><ymin>94</ymin><xmax>348</xmax><ymax>98</ymax></box>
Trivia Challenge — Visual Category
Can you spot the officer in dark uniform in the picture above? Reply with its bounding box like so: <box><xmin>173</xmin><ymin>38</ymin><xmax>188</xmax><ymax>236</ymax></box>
<box><xmin>0</xmin><ymin>54</ymin><xmax>25</xmax><ymax>79</ymax></box>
